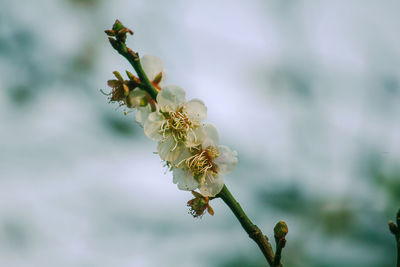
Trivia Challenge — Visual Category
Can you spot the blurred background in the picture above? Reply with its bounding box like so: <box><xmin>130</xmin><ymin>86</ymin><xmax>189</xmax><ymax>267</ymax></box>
<box><xmin>1</xmin><ymin>0</ymin><xmax>400</xmax><ymax>266</ymax></box>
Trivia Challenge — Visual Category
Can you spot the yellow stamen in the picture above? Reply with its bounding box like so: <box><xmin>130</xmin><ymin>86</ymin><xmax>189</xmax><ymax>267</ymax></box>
<box><xmin>159</xmin><ymin>108</ymin><xmax>199</xmax><ymax>150</ymax></box>
<box><xmin>178</xmin><ymin>146</ymin><xmax>219</xmax><ymax>181</ymax></box>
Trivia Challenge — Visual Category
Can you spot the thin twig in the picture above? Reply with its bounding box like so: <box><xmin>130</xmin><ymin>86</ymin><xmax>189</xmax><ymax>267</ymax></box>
<box><xmin>389</xmin><ymin>209</ymin><xmax>400</xmax><ymax>267</ymax></box>
<box><xmin>105</xmin><ymin>20</ymin><xmax>287</xmax><ymax>267</ymax></box>
<box><xmin>217</xmin><ymin>185</ymin><xmax>276</xmax><ymax>266</ymax></box>
<box><xmin>106</xmin><ymin>21</ymin><xmax>158</xmax><ymax>99</ymax></box>
<box><xmin>272</xmin><ymin>238</ymin><xmax>286</xmax><ymax>267</ymax></box>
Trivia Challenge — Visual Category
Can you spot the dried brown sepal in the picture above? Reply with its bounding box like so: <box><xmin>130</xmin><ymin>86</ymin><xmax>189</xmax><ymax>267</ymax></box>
<box><xmin>113</xmin><ymin>71</ymin><xmax>123</xmax><ymax>81</ymax></box>
<box><xmin>126</xmin><ymin>71</ymin><xmax>141</xmax><ymax>84</ymax></box>
<box><xmin>127</xmin><ymin>48</ymin><xmax>139</xmax><ymax>60</ymax></box>
<box><xmin>122</xmin><ymin>83</ymin><xmax>130</xmax><ymax>96</ymax></box>
<box><xmin>153</xmin><ymin>72</ymin><xmax>163</xmax><ymax>85</ymax></box>
<box><xmin>104</xmin><ymin>29</ymin><xmax>115</xmax><ymax>36</ymax></box>
<box><xmin>187</xmin><ymin>191</ymin><xmax>215</xmax><ymax>218</ymax></box>
<box><xmin>105</xmin><ymin>20</ymin><xmax>133</xmax><ymax>48</ymax></box>
<box><xmin>207</xmin><ymin>205</ymin><xmax>214</xmax><ymax>216</ymax></box>
<box><xmin>108</xmin><ymin>20</ymin><xmax>133</xmax><ymax>43</ymax></box>
<box><xmin>107</xmin><ymin>71</ymin><xmax>141</xmax><ymax>103</ymax></box>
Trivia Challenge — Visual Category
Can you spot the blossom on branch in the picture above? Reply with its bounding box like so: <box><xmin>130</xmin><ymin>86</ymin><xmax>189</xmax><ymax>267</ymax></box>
<box><xmin>173</xmin><ymin>124</ymin><xmax>238</xmax><ymax>196</ymax></box>
<box><xmin>144</xmin><ymin>85</ymin><xmax>207</xmax><ymax>163</ymax></box>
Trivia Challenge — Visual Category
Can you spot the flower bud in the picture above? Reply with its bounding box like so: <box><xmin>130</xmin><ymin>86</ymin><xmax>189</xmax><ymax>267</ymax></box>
<box><xmin>274</xmin><ymin>221</ymin><xmax>288</xmax><ymax>239</ymax></box>
<box><xmin>389</xmin><ymin>221</ymin><xmax>398</xmax><ymax>235</ymax></box>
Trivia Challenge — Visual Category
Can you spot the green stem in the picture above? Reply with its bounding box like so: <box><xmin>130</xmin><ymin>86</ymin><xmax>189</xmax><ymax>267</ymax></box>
<box><xmin>217</xmin><ymin>185</ymin><xmax>276</xmax><ymax>266</ymax></box>
<box><xmin>108</xmin><ymin>38</ymin><xmax>159</xmax><ymax>100</ymax></box>
<box><xmin>106</xmin><ymin>21</ymin><xmax>283</xmax><ymax>266</ymax></box>
<box><xmin>395</xmin><ymin>234</ymin><xmax>400</xmax><ymax>267</ymax></box>
<box><xmin>397</xmin><ymin>210</ymin><xmax>400</xmax><ymax>267</ymax></box>
<box><xmin>389</xmin><ymin>209</ymin><xmax>400</xmax><ymax>267</ymax></box>
<box><xmin>272</xmin><ymin>239</ymin><xmax>285</xmax><ymax>267</ymax></box>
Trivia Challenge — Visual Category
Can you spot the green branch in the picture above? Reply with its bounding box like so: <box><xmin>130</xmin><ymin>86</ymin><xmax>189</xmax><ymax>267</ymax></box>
<box><xmin>106</xmin><ymin>20</ymin><xmax>158</xmax><ymax>100</ymax></box>
<box><xmin>389</xmin><ymin>208</ymin><xmax>400</xmax><ymax>267</ymax></box>
<box><xmin>217</xmin><ymin>185</ymin><xmax>278</xmax><ymax>266</ymax></box>
<box><xmin>105</xmin><ymin>19</ymin><xmax>288</xmax><ymax>267</ymax></box>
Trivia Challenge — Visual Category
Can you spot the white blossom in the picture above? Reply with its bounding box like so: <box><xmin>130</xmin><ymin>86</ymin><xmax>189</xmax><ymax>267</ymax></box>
<box><xmin>172</xmin><ymin>124</ymin><xmax>238</xmax><ymax>196</ymax></box>
<box><xmin>143</xmin><ymin>85</ymin><xmax>207</xmax><ymax>163</ymax></box>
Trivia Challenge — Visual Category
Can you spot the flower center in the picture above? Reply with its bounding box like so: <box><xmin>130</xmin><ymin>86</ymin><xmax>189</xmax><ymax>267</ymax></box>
<box><xmin>182</xmin><ymin>146</ymin><xmax>219</xmax><ymax>180</ymax></box>
<box><xmin>160</xmin><ymin>108</ymin><xmax>198</xmax><ymax>142</ymax></box>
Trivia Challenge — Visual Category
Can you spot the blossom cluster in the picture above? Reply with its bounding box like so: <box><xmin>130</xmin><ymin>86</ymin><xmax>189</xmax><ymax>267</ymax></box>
<box><xmin>107</xmin><ymin>55</ymin><xmax>238</xmax><ymax>198</ymax></box>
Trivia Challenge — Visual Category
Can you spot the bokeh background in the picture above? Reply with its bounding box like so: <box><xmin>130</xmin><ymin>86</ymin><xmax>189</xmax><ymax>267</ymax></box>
<box><xmin>1</xmin><ymin>0</ymin><xmax>400</xmax><ymax>266</ymax></box>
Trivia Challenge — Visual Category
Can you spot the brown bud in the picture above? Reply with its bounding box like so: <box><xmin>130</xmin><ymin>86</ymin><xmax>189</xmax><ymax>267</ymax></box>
<box><xmin>112</xmin><ymin>20</ymin><xmax>124</xmax><ymax>32</ymax></box>
<box><xmin>274</xmin><ymin>221</ymin><xmax>288</xmax><ymax>239</ymax></box>
<box><xmin>389</xmin><ymin>221</ymin><xmax>398</xmax><ymax>235</ymax></box>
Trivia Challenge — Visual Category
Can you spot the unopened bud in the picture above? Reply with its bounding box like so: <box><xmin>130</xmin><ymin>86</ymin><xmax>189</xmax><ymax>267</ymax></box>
<box><xmin>112</xmin><ymin>20</ymin><xmax>124</xmax><ymax>32</ymax></box>
<box><xmin>389</xmin><ymin>221</ymin><xmax>398</xmax><ymax>235</ymax></box>
<box><xmin>274</xmin><ymin>221</ymin><xmax>288</xmax><ymax>239</ymax></box>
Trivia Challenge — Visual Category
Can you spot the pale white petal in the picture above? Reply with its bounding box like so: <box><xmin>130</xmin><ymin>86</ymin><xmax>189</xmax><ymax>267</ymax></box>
<box><xmin>174</xmin><ymin>147</ymin><xmax>193</xmax><ymax>166</ymax></box>
<box><xmin>185</xmin><ymin>126</ymin><xmax>204</xmax><ymax>148</ymax></box>
<box><xmin>157</xmin><ymin>136</ymin><xmax>185</xmax><ymax>163</ymax></box>
<box><xmin>199</xmin><ymin>173</ymin><xmax>224</xmax><ymax>197</ymax></box>
<box><xmin>127</xmin><ymin>89</ymin><xmax>148</xmax><ymax>108</ymax></box>
<box><xmin>157</xmin><ymin>85</ymin><xmax>186</xmax><ymax>112</ymax></box>
<box><xmin>185</xmin><ymin>99</ymin><xmax>207</xmax><ymax>122</ymax></box>
<box><xmin>215</xmin><ymin>145</ymin><xmax>238</xmax><ymax>175</ymax></box>
<box><xmin>201</xmin><ymin>123</ymin><xmax>220</xmax><ymax>149</ymax></box>
<box><xmin>135</xmin><ymin>106</ymin><xmax>151</xmax><ymax>127</ymax></box>
<box><xmin>143</xmin><ymin>112</ymin><xmax>163</xmax><ymax>140</ymax></box>
<box><xmin>141</xmin><ymin>55</ymin><xmax>164</xmax><ymax>81</ymax></box>
<box><xmin>173</xmin><ymin>167</ymin><xmax>199</xmax><ymax>191</ymax></box>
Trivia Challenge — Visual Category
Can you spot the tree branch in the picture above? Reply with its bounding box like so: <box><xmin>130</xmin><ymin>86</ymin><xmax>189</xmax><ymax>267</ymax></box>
<box><xmin>389</xmin><ymin>208</ymin><xmax>400</xmax><ymax>267</ymax></box>
<box><xmin>217</xmin><ymin>185</ymin><xmax>278</xmax><ymax>266</ymax></box>
<box><xmin>105</xmin><ymin>20</ymin><xmax>288</xmax><ymax>267</ymax></box>
<box><xmin>106</xmin><ymin>20</ymin><xmax>158</xmax><ymax>100</ymax></box>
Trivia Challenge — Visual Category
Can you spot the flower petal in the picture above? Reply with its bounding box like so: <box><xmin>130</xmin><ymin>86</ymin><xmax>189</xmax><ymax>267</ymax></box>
<box><xmin>143</xmin><ymin>112</ymin><xmax>163</xmax><ymax>140</ymax></box>
<box><xmin>173</xmin><ymin>167</ymin><xmax>199</xmax><ymax>191</ymax></box>
<box><xmin>201</xmin><ymin>123</ymin><xmax>220</xmax><ymax>148</ymax></box>
<box><xmin>141</xmin><ymin>55</ymin><xmax>164</xmax><ymax>81</ymax></box>
<box><xmin>136</xmin><ymin>106</ymin><xmax>151</xmax><ymax>127</ymax></box>
<box><xmin>215</xmin><ymin>145</ymin><xmax>238</xmax><ymax>175</ymax></box>
<box><xmin>199</xmin><ymin>173</ymin><xmax>224</xmax><ymax>197</ymax></box>
<box><xmin>157</xmin><ymin>85</ymin><xmax>186</xmax><ymax>112</ymax></box>
<box><xmin>127</xmin><ymin>89</ymin><xmax>148</xmax><ymax>108</ymax></box>
<box><xmin>158</xmin><ymin>136</ymin><xmax>185</xmax><ymax>163</ymax></box>
<box><xmin>185</xmin><ymin>99</ymin><xmax>207</xmax><ymax>122</ymax></box>
<box><xmin>174</xmin><ymin>147</ymin><xmax>193</xmax><ymax>166</ymax></box>
<box><xmin>185</xmin><ymin>126</ymin><xmax>204</xmax><ymax>148</ymax></box>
